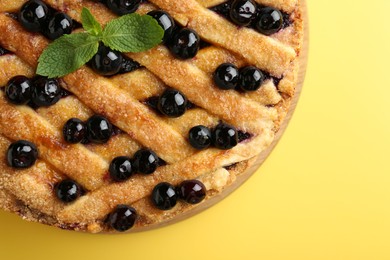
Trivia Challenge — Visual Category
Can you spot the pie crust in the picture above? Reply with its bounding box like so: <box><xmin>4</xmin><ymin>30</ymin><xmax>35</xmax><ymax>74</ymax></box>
<box><xmin>0</xmin><ymin>0</ymin><xmax>305</xmax><ymax>233</ymax></box>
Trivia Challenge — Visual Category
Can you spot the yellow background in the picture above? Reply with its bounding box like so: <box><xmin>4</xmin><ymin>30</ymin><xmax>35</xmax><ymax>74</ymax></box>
<box><xmin>1</xmin><ymin>1</ymin><xmax>390</xmax><ymax>259</ymax></box>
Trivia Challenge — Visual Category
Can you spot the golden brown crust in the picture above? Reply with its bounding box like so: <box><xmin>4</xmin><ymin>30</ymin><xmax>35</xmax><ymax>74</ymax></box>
<box><xmin>0</xmin><ymin>0</ymin><xmax>304</xmax><ymax>232</ymax></box>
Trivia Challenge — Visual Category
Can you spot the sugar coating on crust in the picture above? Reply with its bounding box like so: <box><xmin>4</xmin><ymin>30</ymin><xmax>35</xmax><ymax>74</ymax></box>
<box><xmin>0</xmin><ymin>0</ymin><xmax>304</xmax><ymax>232</ymax></box>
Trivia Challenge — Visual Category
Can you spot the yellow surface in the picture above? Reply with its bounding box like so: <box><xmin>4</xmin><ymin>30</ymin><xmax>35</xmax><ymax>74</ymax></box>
<box><xmin>1</xmin><ymin>1</ymin><xmax>390</xmax><ymax>259</ymax></box>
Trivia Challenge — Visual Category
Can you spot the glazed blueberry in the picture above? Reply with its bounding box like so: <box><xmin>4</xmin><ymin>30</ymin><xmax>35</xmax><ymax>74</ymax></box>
<box><xmin>188</xmin><ymin>125</ymin><xmax>212</xmax><ymax>150</ymax></box>
<box><xmin>55</xmin><ymin>179</ymin><xmax>82</xmax><ymax>203</ymax></box>
<box><xmin>44</xmin><ymin>13</ymin><xmax>73</xmax><ymax>40</ymax></box>
<box><xmin>31</xmin><ymin>77</ymin><xmax>61</xmax><ymax>107</ymax></box>
<box><xmin>63</xmin><ymin>118</ymin><xmax>86</xmax><ymax>144</ymax></box>
<box><xmin>255</xmin><ymin>7</ymin><xmax>284</xmax><ymax>35</ymax></box>
<box><xmin>212</xmin><ymin>123</ymin><xmax>238</xmax><ymax>150</ymax></box>
<box><xmin>239</xmin><ymin>66</ymin><xmax>265</xmax><ymax>91</ymax></box>
<box><xmin>5</xmin><ymin>76</ymin><xmax>34</xmax><ymax>105</ymax></box>
<box><xmin>107</xmin><ymin>205</ymin><xmax>137</xmax><ymax>232</ymax></box>
<box><xmin>213</xmin><ymin>63</ymin><xmax>240</xmax><ymax>90</ymax></box>
<box><xmin>19</xmin><ymin>0</ymin><xmax>50</xmax><ymax>32</ymax></box>
<box><xmin>151</xmin><ymin>182</ymin><xmax>177</xmax><ymax>210</ymax></box>
<box><xmin>157</xmin><ymin>89</ymin><xmax>188</xmax><ymax>118</ymax></box>
<box><xmin>0</xmin><ymin>46</ymin><xmax>10</xmax><ymax>56</ymax></box>
<box><xmin>168</xmin><ymin>28</ymin><xmax>200</xmax><ymax>59</ymax></box>
<box><xmin>229</xmin><ymin>0</ymin><xmax>257</xmax><ymax>26</ymax></box>
<box><xmin>119</xmin><ymin>57</ymin><xmax>141</xmax><ymax>74</ymax></box>
<box><xmin>109</xmin><ymin>156</ymin><xmax>133</xmax><ymax>182</ymax></box>
<box><xmin>148</xmin><ymin>10</ymin><xmax>175</xmax><ymax>43</ymax></box>
<box><xmin>178</xmin><ymin>180</ymin><xmax>206</xmax><ymax>204</ymax></box>
<box><xmin>106</xmin><ymin>0</ymin><xmax>141</xmax><ymax>15</ymax></box>
<box><xmin>89</xmin><ymin>45</ymin><xmax>123</xmax><ymax>76</ymax></box>
<box><xmin>133</xmin><ymin>149</ymin><xmax>159</xmax><ymax>174</ymax></box>
<box><xmin>86</xmin><ymin>115</ymin><xmax>113</xmax><ymax>143</ymax></box>
<box><xmin>6</xmin><ymin>140</ymin><xmax>38</xmax><ymax>169</ymax></box>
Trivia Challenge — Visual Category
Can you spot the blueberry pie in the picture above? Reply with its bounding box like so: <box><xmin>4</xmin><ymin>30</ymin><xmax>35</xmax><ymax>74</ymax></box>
<box><xmin>0</xmin><ymin>0</ymin><xmax>304</xmax><ymax>233</ymax></box>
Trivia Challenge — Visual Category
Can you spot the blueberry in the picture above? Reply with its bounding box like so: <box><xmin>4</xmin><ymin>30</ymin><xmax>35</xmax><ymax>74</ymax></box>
<box><xmin>147</xmin><ymin>10</ymin><xmax>175</xmax><ymax>43</ymax></box>
<box><xmin>106</xmin><ymin>0</ymin><xmax>141</xmax><ymax>15</ymax></box>
<box><xmin>31</xmin><ymin>77</ymin><xmax>62</xmax><ymax>107</ymax></box>
<box><xmin>168</xmin><ymin>28</ymin><xmax>200</xmax><ymax>59</ymax></box>
<box><xmin>212</xmin><ymin>123</ymin><xmax>238</xmax><ymax>150</ymax></box>
<box><xmin>89</xmin><ymin>44</ymin><xmax>123</xmax><ymax>76</ymax></box>
<box><xmin>119</xmin><ymin>57</ymin><xmax>141</xmax><ymax>74</ymax></box>
<box><xmin>86</xmin><ymin>115</ymin><xmax>113</xmax><ymax>144</ymax></box>
<box><xmin>55</xmin><ymin>179</ymin><xmax>82</xmax><ymax>203</ymax></box>
<box><xmin>0</xmin><ymin>46</ymin><xmax>10</xmax><ymax>56</ymax></box>
<box><xmin>229</xmin><ymin>0</ymin><xmax>257</xmax><ymax>26</ymax></box>
<box><xmin>133</xmin><ymin>149</ymin><xmax>159</xmax><ymax>174</ymax></box>
<box><xmin>44</xmin><ymin>13</ymin><xmax>73</xmax><ymax>40</ymax></box>
<box><xmin>239</xmin><ymin>66</ymin><xmax>265</xmax><ymax>91</ymax></box>
<box><xmin>177</xmin><ymin>179</ymin><xmax>206</xmax><ymax>204</ymax></box>
<box><xmin>107</xmin><ymin>205</ymin><xmax>137</xmax><ymax>232</ymax></box>
<box><xmin>63</xmin><ymin>118</ymin><xmax>86</xmax><ymax>144</ymax></box>
<box><xmin>157</xmin><ymin>89</ymin><xmax>188</xmax><ymax>118</ymax></box>
<box><xmin>213</xmin><ymin>63</ymin><xmax>240</xmax><ymax>90</ymax></box>
<box><xmin>5</xmin><ymin>76</ymin><xmax>34</xmax><ymax>105</ymax></box>
<box><xmin>151</xmin><ymin>182</ymin><xmax>177</xmax><ymax>210</ymax></box>
<box><xmin>19</xmin><ymin>0</ymin><xmax>50</xmax><ymax>32</ymax></box>
<box><xmin>188</xmin><ymin>125</ymin><xmax>212</xmax><ymax>150</ymax></box>
<box><xmin>6</xmin><ymin>140</ymin><xmax>38</xmax><ymax>169</ymax></box>
<box><xmin>255</xmin><ymin>7</ymin><xmax>284</xmax><ymax>35</ymax></box>
<box><xmin>109</xmin><ymin>156</ymin><xmax>133</xmax><ymax>182</ymax></box>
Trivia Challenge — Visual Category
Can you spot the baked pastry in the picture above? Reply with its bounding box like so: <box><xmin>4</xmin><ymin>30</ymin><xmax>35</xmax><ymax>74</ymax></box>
<box><xmin>0</xmin><ymin>0</ymin><xmax>304</xmax><ymax>233</ymax></box>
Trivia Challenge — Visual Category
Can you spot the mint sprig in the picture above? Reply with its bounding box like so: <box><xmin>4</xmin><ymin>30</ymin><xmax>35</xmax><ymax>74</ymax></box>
<box><xmin>37</xmin><ymin>8</ymin><xmax>164</xmax><ymax>78</ymax></box>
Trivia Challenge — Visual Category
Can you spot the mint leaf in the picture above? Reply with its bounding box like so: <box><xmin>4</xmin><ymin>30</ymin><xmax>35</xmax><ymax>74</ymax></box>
<box><xmin>102</xmin><ymin>13</ymin><xmax>164</xmax><ymax>53</ymax></box>
<box><xmin>37</xmin><ymin>33</ymin><xmax>99</xmax><ymax>78</ymax></box>
<box><xmin>81</xmin><ymin>7</ymin><xmax>102</xmax><ymax>37</ymax></box>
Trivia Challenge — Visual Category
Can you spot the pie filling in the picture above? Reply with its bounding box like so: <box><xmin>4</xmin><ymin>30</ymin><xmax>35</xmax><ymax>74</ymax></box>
<box><xmin>0</xmin><ymin>0</ymin><xmax>302</xmax><ymax>232</ymax></box>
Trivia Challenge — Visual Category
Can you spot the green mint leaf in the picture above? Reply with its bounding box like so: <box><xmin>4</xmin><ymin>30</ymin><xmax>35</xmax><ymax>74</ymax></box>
<box><xmin>102</xmin><ymin>13</ymin><xmax>164</xmax><ymax>53</ymax></box>
<box><xmin>81</xmin><ymin>7</ymin><xmax>102</xmax><ymax>37</ymax></box>
<box><xmin>37</xmin><ymin>33</ymin><xmax>99</xmax><ymax>78</ymax></box>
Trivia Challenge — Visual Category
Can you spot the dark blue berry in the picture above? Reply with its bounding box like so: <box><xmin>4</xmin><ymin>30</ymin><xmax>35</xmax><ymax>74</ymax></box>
<box><xmin>178</xmin><ymin>180</ymin><xmax>206</xmax><ymax>204</ymax></box>
<box><xmin>213</xmin><ymin>63</ymin><xmax>240</xmax><ymax>90</ymax></box>
<box><xmin>229</xmin><ymin>0</ymin><xmax>257</xmax><ymax>26</ymax></box>
<box><xmin>44</xmin><ymin>13</ymin><xmax>73</xmax><ymax>40</ymax></box>
<box><xmin>133</xmin><ymin>149</ymin><xmax>159</xmax><ymax>174</ymax></box>
<box><xmin>6</xmin><ymin>140</ymin><xmax>38</xmax><ymax>169</ymax></box>
<box><xmin>55</xmin><ymin>179</ymin><xmax>82</xmax><ymax>203</ymax></box>
<box><xmin>168</xmin><ymin>28</ymin><xmax>200</xmax><ymax>59</ymax></box>
<box><xmin>0</xmin><ymin>46</ymin><xmax>10</xmax><ymax>56</ymax></box>
<box><xmin>89</xmin><ymin>45</ymin><xmax>123</xmax><ymax>76</ymax></box>
<box><xmin>188</xmin><ymin>125</ymin><xmax>212</xmax><ymax>150</ymax></box>
<box><xmin>107</xmin><ymin>205</ymin><xmax>137</xmax><ymax>232</ymax></box>
<box><xmin>151</xmin><ymin>182</ymin><xmax>177</xmax><ymax>210</ymax></box>
<box><xmin>86</xmin><ymin>115</ymin><xmax>113</xmax><ymax>144</ymax></box>
<box><xmin>5</xmin><ymin>76</ymin><xmax>34</xmax><ymax>105</ymax></box>
<box><xmin>212</xmin><ymin>123</ymin><xmax>238</xmax><ymax>150</ymax></box>
<box><xmin>106</xmin><ymin>0</ymin><xmax>141</xmax><ymax>15</ymax></box>
<box><xmin>157</xmin><ymin>89</ymin><xmax>188</xmax><ymax>118</ymax></box>
<box><xmin>239</xmin><ymin>66</ymin><xmax>265</xmax><ymax>91</ymax></box>
<box><xmin>19</xmin><ymin>0</ymin><xmax>50</xmax><ymax>32</ymax></box>
<box><xmin>255</xmin><ymin>7</ymin><xmax>284</xmax><ymax>35</ymax></box>
<box><xmin>109</xmin><ymin>156</ymin><xmax>133</xmax><ymax>182</ymax></box>
<box><xmin>119</xmin><ymin>57</ymin><xmax>141</xmax><ymax>74</ymax></box>
<box><xmin>31</xmin><ymin>77</ymin><xmax>62</xmax><ymax>107</ymax></box>
<box><xmin>63</xmin><ymin>118</ymin><xmax>86</xmax><ymax>144</ymax></box>
<box><xmin>147</xmin><ymin>10</ymin><xmax>175</xmax><ymax>44</ymax></box>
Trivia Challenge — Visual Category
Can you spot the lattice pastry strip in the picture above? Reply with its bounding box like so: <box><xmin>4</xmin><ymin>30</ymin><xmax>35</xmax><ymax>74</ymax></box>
<box><xmin>0</xmin><ymin>55</ymin><xmax>34</xmax><ymax>86</ymax></box>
